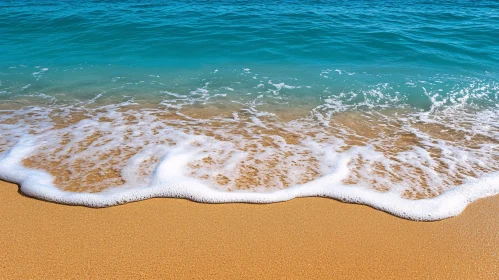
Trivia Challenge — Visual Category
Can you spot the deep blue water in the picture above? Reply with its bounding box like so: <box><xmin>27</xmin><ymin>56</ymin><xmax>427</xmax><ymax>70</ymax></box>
<box><xmin>1</xmin><ymin>0</ymin><xmax>498</xmax><ymax>110</ymax></box>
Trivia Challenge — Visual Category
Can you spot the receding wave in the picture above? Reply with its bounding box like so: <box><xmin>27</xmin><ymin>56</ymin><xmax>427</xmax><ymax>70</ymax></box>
<box><xmin>1</xmin><ymin>0</ymin><xmax>499</xmax><ymax>221</ymax></box>
<box><xmin>1</xmin><ymin>79</ymin><xmax>498</xmax><ymax>220</ymax></box>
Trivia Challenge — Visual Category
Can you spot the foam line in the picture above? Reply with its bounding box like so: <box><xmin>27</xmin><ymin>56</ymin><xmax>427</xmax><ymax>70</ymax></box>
<box><xmin>1</xmin><ymin>137</ymin><xmax>498</xmax><ymax>221</ymax></box>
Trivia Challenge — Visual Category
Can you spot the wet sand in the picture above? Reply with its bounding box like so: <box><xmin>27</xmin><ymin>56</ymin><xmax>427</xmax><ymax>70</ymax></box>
<box><xmin>1</xmin><ymin>179</ymin><xmax>498</xmax><ymax>279</ymax></box>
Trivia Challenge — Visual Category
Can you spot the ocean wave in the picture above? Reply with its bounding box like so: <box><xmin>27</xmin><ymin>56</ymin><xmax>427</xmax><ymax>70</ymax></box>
<box><xmin>0</xmin><ymin>98</ymin><xmax>498</xmax><ymax>220</ymax></box>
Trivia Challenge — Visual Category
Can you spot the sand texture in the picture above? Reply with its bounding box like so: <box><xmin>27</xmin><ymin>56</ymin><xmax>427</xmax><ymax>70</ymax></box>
<box><xmin>1</xmin><ymin>180</ymin><xmax>498</xmax><ymax>279</ymax></box>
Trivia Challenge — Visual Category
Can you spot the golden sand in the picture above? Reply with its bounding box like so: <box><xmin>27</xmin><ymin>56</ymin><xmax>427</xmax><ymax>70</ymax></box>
<box><xmin>1</xmin><ymin>179</ymin><xmax>498</xmax><ymax>279</ymax></box>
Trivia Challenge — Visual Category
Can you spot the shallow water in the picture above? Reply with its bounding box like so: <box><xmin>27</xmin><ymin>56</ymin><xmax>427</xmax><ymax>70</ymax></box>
<box><xmin>1</xmin><ymin>0</ymin><xmax>499</xmax><ymax>220</ymax></box>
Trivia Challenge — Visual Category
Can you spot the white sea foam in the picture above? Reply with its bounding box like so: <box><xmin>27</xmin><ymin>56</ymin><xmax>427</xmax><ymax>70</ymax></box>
<box><xmin>1</xmin><ymin>131</ymin><xmax>498</xmax><ymax>221</ymax></box>
<box><xmin>0</xmin><ymin>74</ymin><xmax>498</xmax><ymax>221</ymax></box>
<box><xmin>31</xmin><ymin>67</ymin><xmax>48</xmax><ymax>81</ymax></box>
<box><xmin>0</xmin><ymin>98</ymin><xmax>498</xmax><ymax>221</ymax></box>
<box><xmin>21</xmin><ymin>84</ymin><xmax>31</xmax><ymax>91</ymax></box>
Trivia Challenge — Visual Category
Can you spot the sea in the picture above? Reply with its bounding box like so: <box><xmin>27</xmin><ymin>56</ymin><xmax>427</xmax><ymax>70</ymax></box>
<box><xmin>1</xmin><ymin>0</ymin><xmax>498</xmax><ymax>220</ymax></box>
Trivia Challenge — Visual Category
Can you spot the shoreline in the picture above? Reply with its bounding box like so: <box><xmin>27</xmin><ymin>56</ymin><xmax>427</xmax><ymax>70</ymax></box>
<box><xmin>1</xmin><ymin>179</ymin><xmax>498</xmax><ymax>279</ymax></box>
<box><xmin>2</xmin><ymin>104</ymin><xmax>498</xmax><ymax>221</ymax></box>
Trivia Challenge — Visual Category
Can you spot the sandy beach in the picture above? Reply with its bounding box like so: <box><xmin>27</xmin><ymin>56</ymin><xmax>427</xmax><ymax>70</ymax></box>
<box><xmin>1</xmin><ymin>179</ymin><xmax>498</xmax><ymax>279</ymax></box>
<box><xmin>2</xmin><ymin>0</ymin><xmax>499</xmax><ymax>278</ymax></box>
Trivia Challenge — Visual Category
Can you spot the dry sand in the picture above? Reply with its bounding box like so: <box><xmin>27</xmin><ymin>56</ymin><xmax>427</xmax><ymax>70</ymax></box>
<box><xmin>1</xmin><ymin>179</ymin><xmax>498</xmax><ymax>279</ymax></box>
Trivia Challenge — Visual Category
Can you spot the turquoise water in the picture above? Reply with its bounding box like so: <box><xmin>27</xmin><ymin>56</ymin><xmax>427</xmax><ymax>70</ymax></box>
<box><xmin>1</xmin><ymin>0</ymin><xmax>498</xmax><ymax>109</ymax></box>
<box><xmin>1</xmin><ymin>0</ymin><xmax>499</xmax><ymax>220</ymax></box>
